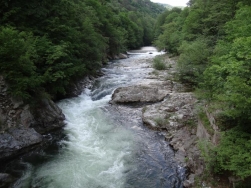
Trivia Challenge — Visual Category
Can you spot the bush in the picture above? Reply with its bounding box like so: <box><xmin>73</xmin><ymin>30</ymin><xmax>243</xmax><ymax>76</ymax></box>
<box><xmin>153</xmin><ymin>55</ymin><xmax>166</xmax><ymax>70</ymax></box>
<box><xmin>197</xmin><ymin>107</ymin><xmax>215</xmax><ymax>135</ymax></box>
<box><xmin>177</xmin><ymin>37</ymin><xmax>211</xmax><ymax>85</ymax></box>
<box><xmin>154</xmin><ymin>117</ymin><xmax>168</xmax><ymax>127</ymax></box>
<box><xmin>215</xmin><ymin>128</ymin><xmax>251</xmax><ymax>179</ymax></box>
<box><xmin>0</xmin><ymin>27</ymin><xmax>42</xmax><ymax>100</ymax></box>
<box><xmin>198</xmin><ymin>139</ymin><xmax>217</xmax><ymax>173</ymax></box>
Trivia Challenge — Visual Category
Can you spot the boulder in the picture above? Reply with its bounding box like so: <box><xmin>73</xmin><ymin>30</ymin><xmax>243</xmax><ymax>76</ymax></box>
<box><xmin>64</xmin><ymin>76</ymin><xmax>95</xmax><ymax>98</ymax></box>
<box><xmin>111</xmin><ymin>84</ymin><xmax>170</xmax><ymax>104</ymax></box>
<box><xmin>119</xmin><ymin>53</ymin><xmax>128</xmax><ymax>59</ymax></box>
<box><xmin>0</xmin><ymin>173</ymin><xmax>14</xmax><ymax>188</ymax></box>
<box><xmin>183</xmin><ymin>174</ymin><xmax>195</xmax><ymax>187</ymax></box>
<box><xmin>32</xmin><ymin>99</ymin><xmax>65</xmax><ymax>134</ymax></box>
<box><xmin>0</xmin><ymin>127</ymin><xmax>43</xmax><ymax>161</ymax></box>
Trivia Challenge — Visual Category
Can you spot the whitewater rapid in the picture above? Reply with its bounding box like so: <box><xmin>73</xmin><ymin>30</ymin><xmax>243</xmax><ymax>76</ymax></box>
<box><xmin>12</xmin><ymin>48</ymin><xmax>185</xmax><ymax>188</ymax></box>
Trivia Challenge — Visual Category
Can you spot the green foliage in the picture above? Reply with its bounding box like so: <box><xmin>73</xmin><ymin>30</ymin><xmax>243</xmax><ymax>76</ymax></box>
<box><xmin>202</xmin><ymin>5</ymin><xmax>251</xmax><ymax>123</ymax></box>
<box><xmin>183</xmin><ymin>0</ymin><xmax>237</xmax><ymax>41</ymax></box>
<box><xmin>109</xmin><ymin>0</ymin><xmax>165</xmax><ymax>49</ymax></box>
<box><xmin>153</xmin><ymin>55</ymin><xmax>167</xmax><ymax>70</ymax></box>
<box><xmin>198</xmin><ymin>139</ymin><xmax>217</xmax><ymax>173</ymax></box>
<box><xmin>198</xmin><ymin>110</ymin><xmax>214</xmax><ymax>135</ymax></box>
<box><xmin>215</xmin><ymin>128</ymin><xmax>251</xmax><ymax>179</ymax></box>
<box><xmin>0</xmin><ymin>0</ymin><xmax>165</xmax><ymax>100</ymax></box>
<box><xmin>177</xmin><ymin>37</ymin><xmax>211</xmax><ymax>85</ymax></box>
<box><xmin>154</xmin><ymin>8</ymin><xmax>188</xmax><ymax>54</ymax></box>
<box><xmin>0</xmin><ymin>27</ymin><xmax>42</xmax><ymax>100</ymax></box>
<box><xmin>154</xmin><ymin>0</ymin><xmax>251</xmax><ymax>181</ymax></box>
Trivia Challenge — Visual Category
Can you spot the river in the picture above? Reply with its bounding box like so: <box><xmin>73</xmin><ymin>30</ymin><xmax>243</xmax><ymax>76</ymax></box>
<box><xmin>9</xmin><ymin>47</ymin><xmax>186</xmax><ymax>188</ymax></box>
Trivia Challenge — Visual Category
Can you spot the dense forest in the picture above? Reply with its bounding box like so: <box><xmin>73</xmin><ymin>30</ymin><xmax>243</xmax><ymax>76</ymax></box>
<box><xmin>0</xmin><ymin>0</ymin><xmax>165</xmax><ymax>101</ymax></box>
<box><xmin>154</xmin><ymin>0</ymin><xmax>251</xmax><ymax>184</ymax></box>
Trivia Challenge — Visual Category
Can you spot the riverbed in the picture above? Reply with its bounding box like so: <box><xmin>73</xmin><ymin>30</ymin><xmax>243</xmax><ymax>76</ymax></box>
<box><xmin>7</xmin><ymin>47</ymin><xmax>186</xmax><ymax>188</ymax></box>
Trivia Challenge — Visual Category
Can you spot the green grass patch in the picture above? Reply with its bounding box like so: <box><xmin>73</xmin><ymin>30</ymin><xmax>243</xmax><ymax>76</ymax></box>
<box><xmin>185</xmin><ymin>119</ymin><xmax>196</xmax><ymax>128</ymax></box>
<box><xmin>152</xmin><ymin>70</ymin><xmax>159</xmax><ymax>76</ymax></box>
<box><xmin>154</xmin><ymin>117</ymin><xmax>168</xmax><ymax>127</ymax></box>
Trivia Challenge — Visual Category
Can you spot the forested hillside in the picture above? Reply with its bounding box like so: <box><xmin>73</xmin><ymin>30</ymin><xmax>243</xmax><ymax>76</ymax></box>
<box><xmin>154</xmin><ymin>0</ymin><xmax>251</xmax><ymax>185</ymax></box>
<box><xmin>0</xmin><ymin>0</ymin><xmax>165</xmax><ymax>101</ymax></box>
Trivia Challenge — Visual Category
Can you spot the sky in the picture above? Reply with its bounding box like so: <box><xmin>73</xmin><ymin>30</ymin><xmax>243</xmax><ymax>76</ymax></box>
<box><xmin>150</xmin><ymin>0</ymin><xmax>189</xmax><ymax>7</ymax></box>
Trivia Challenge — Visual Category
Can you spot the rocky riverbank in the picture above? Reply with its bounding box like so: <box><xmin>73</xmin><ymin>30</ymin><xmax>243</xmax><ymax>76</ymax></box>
<box><xmin>0</xmin><ymin>75</ymin><xmax>65</xmax><ymax>186</ymax></box>
<box><xmin>0</xmin><ymin>76</ymin><xmax>66</xmax><ymax>158</ymax></box>
<box><xmin>0</xmin><ymin>52</ymin><xmax>129</xmax><ymax>159</ymax></box>
<box><xmin>0</xmin><ymin>53</ymin><xmax>130</xmax><ymax>187</ymax></box>
<box><xmin>0</xmin><ymin>50</ymin><xmax>217</xmax><ymax>187</ymax></box>
<box><xmin>110</xmin><ymin>54</ymin><xmax>206</xmax><ymax>187</ymax></box>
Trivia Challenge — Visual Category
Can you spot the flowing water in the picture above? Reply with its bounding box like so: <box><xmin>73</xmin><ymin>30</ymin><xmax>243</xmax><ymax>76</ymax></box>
<box><xmin>9</xmin><ymin>47</ymin><xmax>186</xmax><ymax>188</ymax></box>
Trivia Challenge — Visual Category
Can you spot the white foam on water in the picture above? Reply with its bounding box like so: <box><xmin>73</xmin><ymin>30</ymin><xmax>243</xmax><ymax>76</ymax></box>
<box><xmin>14</xmin><ymin>48</ymin><xmax>185</xmax><ymax>188</ymax></box>
<box><xmin>25</xmin><ymin>90</ymin><xmax>135</xmax><ymax>188</ymax></box>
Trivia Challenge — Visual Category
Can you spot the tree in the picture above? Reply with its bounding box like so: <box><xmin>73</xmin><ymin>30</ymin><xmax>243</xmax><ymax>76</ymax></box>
<box><xmin>0</xmin><ymin>0</ymin><xmax>165</xmax><ymax>100</ymax></box>
<box><xmin>202</xmin><ymin>5</ymin><xmax>251</xmax><ymax>123</ymax></box>
<box><xmin>0</xmin><ymin>27</ymin><xmax>42</xmax><ymax>100</ymax></box>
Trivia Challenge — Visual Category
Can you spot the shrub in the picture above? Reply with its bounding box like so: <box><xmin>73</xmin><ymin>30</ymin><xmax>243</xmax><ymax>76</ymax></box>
<box><xmin>198</xmin><ymin>110</ymin><xmax>214</xmax><ymax>135</ymax></box>
<box><xmin>199</xmin><ymin>127</ymin><xmax>251</xmax><ymax>180</ymax></box>
<box><xmin>198</xmin><ymin>139</ymin><xmax>217</xmax><ymax>174</ymax></box>
<box><xmin>153</xmin><ymin>55</ymin><xmax>167</xmax><ymax>70</ymax></box>
<box><xmin>215</xmin><ymin>128</ymin><xmax>251</xmax><ymax>179</ymax></box>
<box><xmin>154</xmin><ymin>117</ymin><xmax>168</xmax><ymax>127</ymax></box>
<box><xmin>177</xmin><ymin>37</ymin><xmax>211</xmax><ymax>85</ymax></box>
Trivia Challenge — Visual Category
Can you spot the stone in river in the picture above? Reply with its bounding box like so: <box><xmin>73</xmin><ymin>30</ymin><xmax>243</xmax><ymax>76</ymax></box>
<box><xmin>110</xmin><ymin>84</ymin><xmax>170</xmax><ymax>104</ymax></box>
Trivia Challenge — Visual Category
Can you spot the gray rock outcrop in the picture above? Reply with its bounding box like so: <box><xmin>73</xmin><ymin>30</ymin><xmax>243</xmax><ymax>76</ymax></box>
<box><xmin>64</xmin><ymin>76</ymin><xmax>96</xmax><ymax>98</ymax></box>
<box><xmin>169</xmin><ymin>128</ymin><xmax>204</xmax><ymax>176</ymax></box>
<box><xmin>0</xmin><ymin>173</ymin><xmax>14</xmax><ymax>188</ymax></box>
<box><xmin>119</xmin><ymin>53</ymin><xmax>128</xmax><ymax>59</ymax></box>
<box><xmin>141</xmin><ymin>92</ymin><xmax>205</xmax><ymax>186</ymax></box>
<box><xmin>108</xmin><ymin>53</ymin><xmax>128</xmax><ymax>60</ymax></box>
<box><xmin>111</xmin><ymin>82</ymin><xmax>172</xmax><ymax>104</ymax></box>
<box><xmin>31</xmin><ymin>99</ymin><xmax>65</xmax><ymax>134</ymax></box>
<box><xmin>0</xmin><ymin>127</ymin><xmax>43</xmax><ymax>160</ymax></box>
<box><xmin>142</xmin><ymin>93</ymin><xmax>196</xmax><ymax>130</ymax></box>
<box><xmin>0</xmin><ymin>75</ymin><xmax>65</xmax><ymax>161</ymax></box>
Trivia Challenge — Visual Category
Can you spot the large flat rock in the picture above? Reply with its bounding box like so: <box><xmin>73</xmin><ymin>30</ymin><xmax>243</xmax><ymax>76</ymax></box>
<box><xmin>110</xmin><ymin>83</ymin><xmax>171</xmax><ymax>103</ymax></box>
